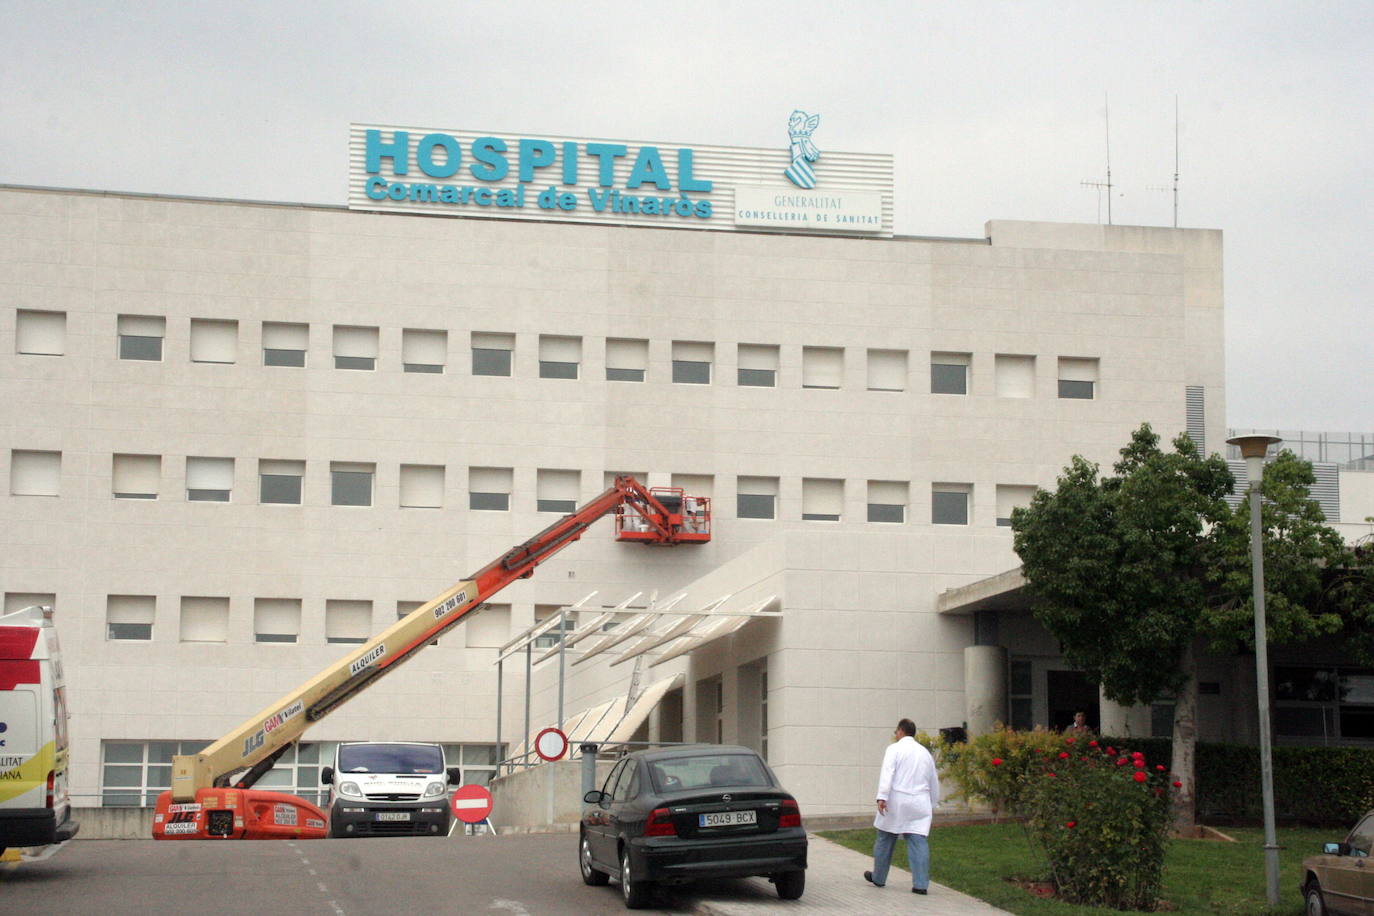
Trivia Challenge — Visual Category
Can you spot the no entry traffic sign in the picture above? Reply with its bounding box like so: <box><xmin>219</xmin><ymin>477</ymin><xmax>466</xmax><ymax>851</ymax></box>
<box><xmin>535</xmin><ymin>727</ymin><xmax>568</xmax><ymax>762</ymax></box>
<box><xmin>450</xmin><ymin>784</ymin><xmax>494</xmax><ymax>824</ymax></box>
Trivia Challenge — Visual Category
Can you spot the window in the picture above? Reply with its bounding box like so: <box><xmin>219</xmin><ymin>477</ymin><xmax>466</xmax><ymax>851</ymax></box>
<box><xmin>737</xmin><ymin>344</ymin><xmax>778</xmax><ymax>387</ymax></box>
<box><xmin>737</xmin><ymin>476</ymin><xmax>778</xmax><ymax>520</ymax></box>
<box><xmin>996</xmin><ymin>484</ymin><xmax>1037</xmax><ymax>527</ymax></box>
<box><xmin>539</xmin><ymin>335</ymin><xmax>581</xmax><ymax>379</ymax></box>
<box><xmin>867</xmin><ymin>348</ymin><xmax>907</xmax><ymax>392</ymax></box>
<box><xmin>534</xmin><ymin>604</ymin><xmax>576</xmax><ymax>649</ymax></box>
<box><xmin>403</xmin><ymin>328</ymin><xmax>447</xmax><ymax>373</ymax></box>
<box><xmin>537</xmin><ymin>468</ymin><xmax>579</xmax><ymax>513</ymax></box>
<box><xmin>714</xmin><ymin>678</ymin><xmax>725</xmax><ymax>744</ymax></box>
<box><xmin>801</xmin><ymin>478</ymin><xmax>843</xmax><ymax>521</ymax></box>
<box><xmin>255</xmin><ymin>597</ymin><xmax>301</xmax><ymax>644</ymax></box>
<box><xmin>11</xmin><ymin>449</ymin><xmax>60</xmax><ymax>496</ymax></box>
<box><xmin>760</xmin><ymin>666</ymin><xmax>769</xmax><ymax>761</ymax></box>
<box><xmin>400</xmin><ymin>464</ymin><xmax>444</xmax><ymax>509</ymax></box>
<box><xmin>5</xmin><ymin>592</ymin><xmax>55</xmax><ymax>616</ymax></box>
<box><xmin>439</xmin><ymin>744</ymin><xmax>503</xmax><ymax>787</ymax></box>
<box><xmin>472</xmin><ymin>332</ymin><xmax>513</xmax><ymax>377</ymax></box>
<box><xmin>1009</xmin><ymin>659</ymin><xmax>1033</xmax><ymax>730</ymax></box>
<box><xmin>254</xmin><ymin>741</ymin><xmax>328</xmax><ymax>807</ymax></box>
<box><xmin>469</xmin><ymin>466</ymin><xmax>512</xmax><ymax>511</ymax></box>
<box><xmin>325</xmin><ymin>600</ymin><xmax>371</xmax><ymax>645</ymax></box>
<box><xmin>259</xmin><ymin>459</ymin><xmax>304</xmax><ymax>505</ymax></box>
<box><xmin>867</xmin><ymin>480</ymin><xmax>908</xmax><ymax>523</ymax></box>
<box><xmin>333</xmin><ymin>325</ymin><xmax>378</xmax><ymax>370</ymax></box>
<box><xmin>671</xmin><ymin>473</ymin><xmax>714</xmax><ymax>499</ymax></box>
<box><xmin>672</xmin><ymin>341</ymin><xmax>713</xmax><ymax>384</ymax></box>
<box><xmin>931</xmin><ymin>351</ymin><xmax>970</xmax><ymax>394</ymax></box>
<box><xmin>331</xmin><ymin>462</ymin><xmax>374</xmax><ymax>507</ymax></box>
<box><xmin>190</xmin><ymin>319</ymin><xmax>237</xmax><ymax>364</ymax></box>
<box><xmin>107</xmin><ymin>595</ymin><xmax>154</xmax><ymax>641</ymax></box>
<box><xmin>802</xmin><ymin>346</ymin><xmax>843</xmax><ymax>389</ymax></box>
<box><xmin>1275</xmin><ymin>666</ymin><xmax>1374</xmax><ymax>740</ymax></box>
<box><xmin>113</xmin><ymin>454</ymin><xmax>160</xmax><ymax>499</ymax></box>
<box><xmin>996</xmin><ymin>354</ymin><xmax>1036</xmax><ymax>398</ymax></box>
<box><xmin>605</xmin><ymin>337</ymin><xmax>648</xmax><ymax>382</ymax></box>
<box><xmin>466</xmin><ymin>602</ymin><xmax>509</xmax><ymax>648</ymax></box>
<box><xmin>101</xmin><ymin>740</ymin><xmax>208</xmax><ymax>807</ymax></box>
<box><xmin>263</xmin><ymin>322</ymin><xmax>307</xmax><ymax>367</ymax></box>
<box><xmin>1058</xmin><ymin>357</ymin><xmax>1098</xmax><ymax>399</ymax></box>
<box><xmin>16</xmin><ymin>309</ymin><xmax>65</xmax><ymax>356</ymax></box>
<box><xmin>186</xmin><ymin>456</ymin><xmax>234</xmax><ymax>502</ymax></box>
<box><xmin>117</xmin><ymin>315</ymin><xmax>164</xmax><ymax>361</ymax></box>
<box><xmin>932</xmin><ymin>484</ymin><xmax>972</xmax><ymax>525</ymax></box>
<box><xmin>180</xmin><ymin>596</ymin><xmax>229</xmax><ymax>643</ymax></box>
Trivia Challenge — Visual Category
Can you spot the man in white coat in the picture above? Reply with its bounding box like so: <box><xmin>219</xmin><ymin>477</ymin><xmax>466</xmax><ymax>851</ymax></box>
<box><xmin>864</xmin><ymin>718</ymin><xmax>939</xmax><ymax>894</ymax></box>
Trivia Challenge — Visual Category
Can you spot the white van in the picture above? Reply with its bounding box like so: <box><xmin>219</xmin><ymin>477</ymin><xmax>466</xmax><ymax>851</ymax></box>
<box><xmin>321</xmin><ymin>741</ymin><xmax>459</xmax><ymax>838</ymax></box>
<box><xmin>0</xmin><ymin>606</ymin><xmax>78</xmax><ymax>857</ymax></box>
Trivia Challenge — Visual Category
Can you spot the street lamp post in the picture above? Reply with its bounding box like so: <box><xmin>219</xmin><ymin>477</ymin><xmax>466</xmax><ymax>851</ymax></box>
<box><xmin>1227</xmin><ymin>434</ymin><xmax>1283</xmax><ymax>907</ymax></box>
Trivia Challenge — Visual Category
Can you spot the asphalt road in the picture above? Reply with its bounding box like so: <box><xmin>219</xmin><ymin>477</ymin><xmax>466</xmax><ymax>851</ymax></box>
<box><xmin>0</xmin><ymin>833</ymin><xmax>782</xmax><ymax>915</ymax></box>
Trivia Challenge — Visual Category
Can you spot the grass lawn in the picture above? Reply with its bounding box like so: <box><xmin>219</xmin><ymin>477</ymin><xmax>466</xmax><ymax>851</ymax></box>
<box><xmin>820</xmin><ymin>822</ymin><xmax>1333</xmax><ymax>915</ymax></box>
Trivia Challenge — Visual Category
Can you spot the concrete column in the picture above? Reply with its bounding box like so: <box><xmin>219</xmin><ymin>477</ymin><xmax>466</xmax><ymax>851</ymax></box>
<box><xmin>1098</xmin><ymin>688</ymin><xmax>1151</xmax><ymax>737</ymax></box>
<box><xmin>963</xmin><ymin>646</ymin><xmax>1008</xmax><ymax>737</ymax></box>
<box><xmin>735</xmin><ymin>664</ymin><xmax>763</xmax><ymax>755</ymax></box>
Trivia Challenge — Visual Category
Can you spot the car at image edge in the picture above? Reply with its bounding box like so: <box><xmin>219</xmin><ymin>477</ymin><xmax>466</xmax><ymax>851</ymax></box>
<box><xmin>1301</xmin><ymin>809</ymin><xmax>1374</xmax><ymax>916</ymax></box>
<box><xmin>579</xmin><ymin>744</ymin><xmax>807</xmax><ymax>909</ymax></box>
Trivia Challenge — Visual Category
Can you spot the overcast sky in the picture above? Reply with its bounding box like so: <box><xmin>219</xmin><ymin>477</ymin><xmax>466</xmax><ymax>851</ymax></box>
<box><xmin>4</xmin><ymin>1</ymin><xmax>1370</xmax><ymax>434</ymax></box>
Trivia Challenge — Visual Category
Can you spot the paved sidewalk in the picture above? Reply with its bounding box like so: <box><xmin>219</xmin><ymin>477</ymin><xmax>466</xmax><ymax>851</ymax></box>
<box><xmin>693</xmin><ymin>832</ymin><xmax>1013</xmax><ymax>915</ymax></box>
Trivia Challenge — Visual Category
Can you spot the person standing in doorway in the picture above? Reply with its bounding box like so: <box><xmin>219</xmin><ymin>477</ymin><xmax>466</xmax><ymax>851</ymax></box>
<box><xmin>864</xmin><ymin>718</ymin><xmax>939</xmax><ymax>894</ymax></box>
<box><xmin>1065</xmin><ymin>710</ymin><xmax>1092</xmax><ymax>735</ymax></box>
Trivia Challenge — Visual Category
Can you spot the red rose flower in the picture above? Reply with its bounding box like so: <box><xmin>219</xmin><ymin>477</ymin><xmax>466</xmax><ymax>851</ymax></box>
<box><xmin>1047</xmin><ymin>771</ymin><xmax>1057</xmax><ymax>778</ymax></box>
<box><xmin>1117</xmin><ymin>758</ymin><xmax>1128</xmax><ymax>766</ymax></box>
<box><xmin>1065</xmin><ymin>821</ymin><xmax>1077</xmax><ymax>828</ymax></box>
<box><xmin>1058</xmin><ymin>751</ymin><xmax>1070</xmax><ymax>759</ymax></box>
<box><xmin>1172</xmin><ymin>781</ymin><xmax>1182</xmax><ymax>788</ymax></box>
<box><xmin>1134</xmin><ymin>761</ymin><xmax>1146</xmax><ymax>769</ymax></box>
<box><xmin>1106</xmin><ymin>746</ymin><xmax>1116</xmax><ymax>755</ymax></box>
<box><xmin>1065</xmin><ymin>737</ymin><xmax>1075</xmax><ymax>745</ymax></box>
<box><xmin>991</xmin><ymin>758</ymin><xmax>1003</xmax><ymax>767</ymax></box>
<box><xmin>1089</xmin><ymin>740</ymin><xmax>1099</xmax><ymax>747</ymax></box>
<box><xmin>1156</xmin><ymin>764</ymin><xmax>1166</xmax><ymax>772</ymax></box>
<box><xmin>1133</xmin><ymin>771</ymin><xmax>1147</xmax><ymax>783</ymax></box>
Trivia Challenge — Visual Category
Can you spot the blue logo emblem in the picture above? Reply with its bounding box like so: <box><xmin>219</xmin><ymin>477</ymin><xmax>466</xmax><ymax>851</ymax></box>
<box><xmin>784</xmin><ymin>110</ymin><xmax>821</xmax><ymax>189</ymax></box>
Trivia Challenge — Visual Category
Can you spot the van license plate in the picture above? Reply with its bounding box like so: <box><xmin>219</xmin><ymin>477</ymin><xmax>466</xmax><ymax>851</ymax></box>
<box><xmin>699</xmin><ymin>810</ymin><xmax>756</xmax><ymax>827</ymax></box>
<box><xmin>376</xmin><ymin>812</ymin><xmax>411</xmax><ymax>822</ymax></box>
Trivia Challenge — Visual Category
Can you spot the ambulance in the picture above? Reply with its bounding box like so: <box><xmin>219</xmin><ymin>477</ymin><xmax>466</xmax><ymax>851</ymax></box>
<box><xmin>0</xmin><ymin>605</ymin><xmax>79</xmax><ymax>857</ymax></box>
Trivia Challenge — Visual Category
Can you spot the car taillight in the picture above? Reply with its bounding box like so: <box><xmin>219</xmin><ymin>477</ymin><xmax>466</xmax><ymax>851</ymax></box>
<box><xmin>46</xmin><ymin>770</ymin><xmax>55</xmax><ymax>809</ymax></box>
<box><xmin>644</xmin><ymin>808</ymin><xmax>676</xmax><ymax>837</ymax></box>
<box><xmin>778</xmin><ymin>798</ymin><xmax>801</xmax><ymax>828</ymax></box>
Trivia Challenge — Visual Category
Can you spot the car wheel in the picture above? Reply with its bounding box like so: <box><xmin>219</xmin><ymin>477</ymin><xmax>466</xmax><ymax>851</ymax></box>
<box><xmin>775</xmin><ymin>869</ymin><xmax>806</xmax><ymax>900</ymax></box>
<box><xmin>1304</xmin><ymin>879</ymin><xmax>1327</xmax><ymax>916</ymax></box>
<box><xmin>620</xmin><ymin>846</ymin><xmax>651</xmax><ymax>909</ymax></box>
<box><xmin>580</xmin><ymin>832</ymin><xmax>609</xmax><ymax>886</ymax></box>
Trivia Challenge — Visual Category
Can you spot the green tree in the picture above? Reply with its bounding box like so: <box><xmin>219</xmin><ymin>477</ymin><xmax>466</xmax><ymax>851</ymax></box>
<box><xmin>1011</xmin><ymin>423</ymin><xmax>1348</xmax><ymax>828</ymax></box>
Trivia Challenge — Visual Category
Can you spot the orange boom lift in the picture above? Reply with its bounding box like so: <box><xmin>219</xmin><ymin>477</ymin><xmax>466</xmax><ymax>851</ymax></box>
<box><xmin>152</xmin><ymin>477</ymin><xmax>709</xmax><ymax>840</ymax></box>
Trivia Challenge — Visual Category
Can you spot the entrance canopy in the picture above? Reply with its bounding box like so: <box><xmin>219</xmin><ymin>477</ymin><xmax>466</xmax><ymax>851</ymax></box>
<box><xmin>936</xmin><ymin>566</ymin><xmax>1033</xmax><ymax>615</ymax></box>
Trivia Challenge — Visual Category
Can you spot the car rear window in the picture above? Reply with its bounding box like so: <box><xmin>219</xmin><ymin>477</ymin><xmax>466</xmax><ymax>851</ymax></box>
<box><xmin>649</xmin><ymin>753</ymin><xmax>772</xmax><ymax>792</ymax></box>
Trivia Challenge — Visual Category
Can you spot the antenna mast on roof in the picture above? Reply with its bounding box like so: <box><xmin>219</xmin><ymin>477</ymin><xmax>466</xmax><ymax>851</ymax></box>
<box><xmin>1081</xmin><ymin>93</ymin><xmax>1113</xmax><ymax>225</ymax></box>
<box><xmin>1148</xmin><ymin>96</ymin><xmax>1181</xmax><ymax>227</ymax></box>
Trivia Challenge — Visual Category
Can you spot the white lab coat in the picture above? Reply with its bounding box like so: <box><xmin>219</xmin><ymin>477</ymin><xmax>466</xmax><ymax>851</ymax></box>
<box><xmin>874</xmin><ymin>735</ymin><xmax>939</xmax><ymax>836</ymax></box>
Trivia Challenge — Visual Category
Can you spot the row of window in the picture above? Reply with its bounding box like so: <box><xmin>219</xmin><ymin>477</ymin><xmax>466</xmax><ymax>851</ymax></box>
<box><xmin>8</xmin><ymin>451</ymin><xmax>1035</xmax><ymax>524</ymax></box>
<box><xmin>100</xmin><ymin>740</ymin><xmax>503</xmax><ymax>807</ymax></box>
<box><xmin>13</xmin><ymin>309</ymin><xmax>1099</xmax><ymax>398</ymax></box>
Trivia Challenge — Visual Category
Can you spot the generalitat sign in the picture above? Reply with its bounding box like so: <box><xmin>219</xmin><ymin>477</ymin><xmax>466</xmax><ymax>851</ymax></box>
<box><xmin>347</xmin><ymin>121</ymin><xmax>893</xmax><ymax>236</ymax></box>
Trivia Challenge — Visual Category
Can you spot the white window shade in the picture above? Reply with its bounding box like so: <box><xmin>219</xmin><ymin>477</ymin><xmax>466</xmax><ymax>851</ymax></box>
<box><xmin>802</xmin><ymin>478</ymin><xmax>844</xmax><ymax>519</ymax></box>
<box><xmin>259</xmin><ymin>459</ymin><xmax>303</xmax><ymax>477</ymax></box>
<box><xmin>400</xmin><ymin>464</ymin><xmax>444</xmax><ymax>508</ymax></box>
<box><xmin>673</xmin><ymin>341</ymin><xmax>713</xmax><ymax>363</ymax></box>
<box><xmin>263</xmin><ymin>322</ymin><xmax>308</xmax><ymax>349</ymax></box>
<box><xmin>11</xmin><ymin>450</ymin><xmax>60</xmax><ymax>496</ymax></box>
<box><xmin>5</xmin><ymin>593</ymin><xmax>55</xmax><ymax>614</ymax></box>
<box><xmin>472</xmin><ymin>332</ymin><xmax>514</xmax><ymax>351</ymax></box>
<box><xmin>996</xmin><ymin>354</ymin><xmax>1036</xmax><ymax>398</ymax></box>
<box><xmin>539</xmin><ymin>335</ymin><xmax>581</xmax><ymax>362</ymax></box>
<box><xmin>403</xmin><ymin>329</ymin><xmax>447</xmax><ymax>365</ymax></box>
<box><xmin>868</xmin><ymin>480</ymin><xmax>908</xmax><ymax>505</ymax></box>
<box><xmin>672</xmin><ymin>473</ymin><xmax>714</xmax><ymax>498</ymax></box>
<box><xmin>606</xmin><ymin>338</ymin><xmax>648</xmax><ymax>369</ymax></box>
<box><xmin>537</xmin><ymin>469</ymin><xmax>579</xmax><ymax>501</ymax></box>
<box><xmin>325</xmin><ymin>600</ymin><xmax>372</xmax><ymax>643</ymax></box>
<box><xmin>187</xmin><ymin>457</ymin><xmax>234</xmax><ymax>490</ymax></box>
<box><xmin>118</xmin><ymin>315</ymin><xmax>165</xmax><ymax>337</ymax></box>
<box><xmin>334</xmin><ymin>325</ymin><xmax>379</xmax><ymax>358</ymax></box>
<box><xmin>738</xmin><ymin>344</ymin><xmax>779</xmax><ymax>371</ymax></box>
<box><xmin>996</xmin><ymin>485</ymin><xmax>1038</xmax><ymax>523</ymax></box>
<box><xmin>867</xmin><ymin>349</ymin><xmax>907</xmax><ymax>391</ymax></box>
<box><xmin>113</xmin><ymin>454</ymin><xmax>160</xmax><ymax>498</ymax></box>
<box><xmin>738</xmin><ymin>476</ymin><xmax>778</xmax><ymax>497</ymax></box>
<box><xmin>469</xmin><ymin>467</ymin><xmax>512</xmax><ymax>493</ymax></box>
<box><xmin>107</xmin><ymin>595</ymin><xmax>154</xmax><ymax>625</ymax></box>
<box><xmin>190</xmin><ymin>319</ymin><xmax>237</xmax><ymax>363</ymax></box>
<box><xmin>17</xmin><ymin>310</ymin><xmax>66</xmax><ymax>356</ymax></box>
<box><xmin>1059</xmin><ymin>357</ymin><xmax>1098</xmax><ymax>381</ymax></box>
<box><xmin>254</xmin><ymin>598</ymin><xmax>301</xmax><ymax>640</ymax></box>
<box><xmin>181</xmin><ymin>597</ymin><xmax>229</xmax><ymax>642</ymax></box>
<box><xmin>466</xmin><ymin>603</ymin><xmax>510</xmax><ymax>648</ymax></box>
<box><xmin>803</xmin><ymin>347</ymin><xmax>843</xmax><ymax>388</ymax></box>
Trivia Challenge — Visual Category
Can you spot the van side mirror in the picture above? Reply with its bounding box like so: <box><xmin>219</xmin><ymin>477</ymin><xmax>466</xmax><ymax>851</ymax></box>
<box><xmin>321</xmin><ymin>766</ymin><xmax>334</xmax><ymax>785</ymax></box>
<box><xmin>583</xmin><ymin>790</ymin><xmax>605</xmax><ymax>804</ymax></box>
<box><xmin>447</xmin><ymin>768</ymin><xmax>462</xmax><ymax>785</ymax></box>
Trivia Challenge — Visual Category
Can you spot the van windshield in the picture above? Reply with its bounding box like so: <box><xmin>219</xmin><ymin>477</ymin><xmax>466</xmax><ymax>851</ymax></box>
<box><xmin>338</xmin><ymin>744</ymin><xmax>444</xmax><ymax>774</ymax></box>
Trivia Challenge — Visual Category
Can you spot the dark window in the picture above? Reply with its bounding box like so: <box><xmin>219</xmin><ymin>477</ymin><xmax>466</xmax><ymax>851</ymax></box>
<box><xmin>931</xmin><ymin>363</ymin><xmax>967</xmax><ymax>394</ymax></box>
<box><xmin>472</xmin><ymin>348</ymin><xmax>512</xmax><ymax>377</ymax></box>
<box><xmin>260</xmin><ymin>474</ymin><xmax>302</xmax><ymax>505</ymax></box>
<box><xmin>737</xmin><ymin>494</ymin><xmax>775</xmax><ymax>519</ymax></box>
<box><xmin>331</xmin><ymin>471</ymin><xmax>372</xmax><ymax>507</ymax></box>
<box><xmin>188</xmin><ymin>489</ymin><xmax>230</xmax><ymax>503</ymax></box>
<box><xmin>334</xmin><ymin>356</ymin><xmax>375</xmax><ymax>370</ymax></box>
<box><xmin>404</xmin><ymin>362</ymin><xmax>443</xmax><ymax>374</ymax></box>
<box><xmin>802</xmin><ymin>513</ymin><xmax>839</xmax><ymax>521</ymax></box>
<box><xmin>469</xmin><ymin>492</ymin><xmax>510</xmax><ymax>511</ymax></box>
<box><xmin>119</xmin><ymin>335</ymin><xmax>162</xmax><ymax>361</ymax></box>
<box><xmin>738</xmin><ymin>368</ymin><xmax>776</xmax><ymax>387</ymax></box>
<box><xmin>932</xmin><ymin>491</ymin><xmax>969</xmax><ymax>525</ymax></box>
<box><xmin>868</xmin><ymin>503</ymin><xmax>904</xmax><ymax>523</ymax></box>
<box><xmin>673</xmin><ymin>360</ymin><xmax>710</xmax><ymax>384</ymax></box>
<box><xmin>537</xmin><ymin>499</ymin><xmax>576</xmax><ymax>514</ymax></box>
<box><xmin>606</xmin><ymin>367</ymin><xmax>644</xmax><ymax>382</ymax></box>
<box><xmin>539</xmin><ymin>361</ymin><xmax>578</xmax><ymax>379</ymax></box>
<box><xmin>326</xmin><ymin>636</ymin><xmax>367</xmax><ymax>645</ymax></box>
<box><xmin>255</xmin><ymin>632</ymin><xmax>297</xmax><ymax>644</ymax></box>
<box><xmin>1058</xmin><ymin>379</ymin><xmax>1095</xmax><ymax>399</ymax></box>
<box><xmin>108</xmin><ymin>623</ymin><xmax>152</xmax><ymax>640</ymax></box>
<box><xmin>264</xmin><ymin>348</ymin><xmax>305</xmax><ymax>367</ymax></box>
<box><xmin>114</xmin><ymin>492</ymin><xmax>156</xmax><ymax>500</ymax></box>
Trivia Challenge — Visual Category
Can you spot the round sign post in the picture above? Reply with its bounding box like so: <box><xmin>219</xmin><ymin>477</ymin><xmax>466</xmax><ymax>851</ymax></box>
<box><xmin>535</xmin><ymin>726</ymin><xmax>568</xmax><ymax>762</ymax></box>
<box><xmin>450</xmin><ymin>784</ymin><xmax>494</xmax><ymax>825</ymax></box>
